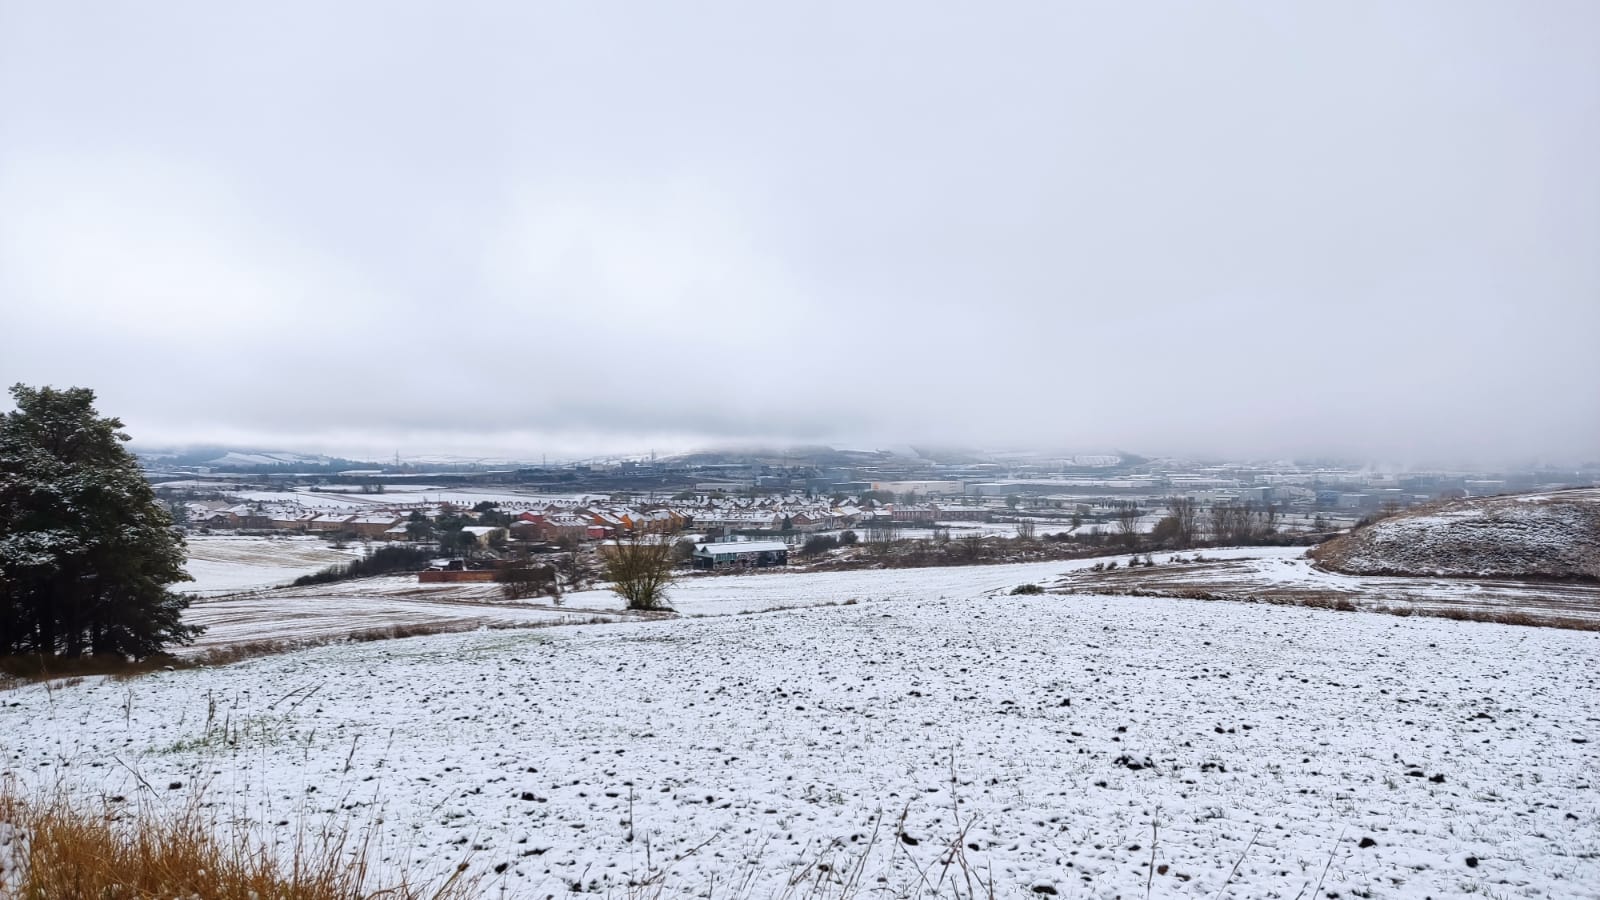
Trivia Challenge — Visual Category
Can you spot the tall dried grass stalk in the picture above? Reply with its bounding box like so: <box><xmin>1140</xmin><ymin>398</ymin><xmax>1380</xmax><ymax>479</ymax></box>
<box><xmin>0</xmin><ymin>780</ymin><xmax>474</xmax><ymax>900</ymax></box>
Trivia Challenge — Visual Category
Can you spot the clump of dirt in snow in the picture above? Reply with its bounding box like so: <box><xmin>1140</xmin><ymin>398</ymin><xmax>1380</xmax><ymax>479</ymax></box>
<box><xmin>1310</xmin><ymin>488</ymin><xmax>1600</xmax><ymax>581</ymax></box>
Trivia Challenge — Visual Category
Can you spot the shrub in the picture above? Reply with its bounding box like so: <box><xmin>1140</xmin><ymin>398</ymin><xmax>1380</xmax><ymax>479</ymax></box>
<box><xmin>495</xmin><ymin>562</ymin><xmax>560</xmax><ymax>601</ymax></box>
<box><xmin>800</xmin><ymin>535</ymin><xmax>840</xmax><ymax>556</ymax></box>
<box><xmin>1010</xmin><ymin>583</ymin><xmax>1045</xmax><ymax>595</ymax></box>
<box><xmin>839</xmin><ymin>530</ymin><xmax>859</xmax><ymax>545</ymax></box>
<box><xmin>291</xmin><ymin>546</ymin><xmax>434</xmax><ymax>586</ymax></box>
<box><xmin>602</xmin><ymin>536</ymin><xmax>677</xmax><ymax>611</ymax></box>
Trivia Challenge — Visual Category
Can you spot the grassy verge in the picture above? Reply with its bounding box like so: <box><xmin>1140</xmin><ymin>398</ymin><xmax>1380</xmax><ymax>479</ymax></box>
<box><xmin>0</xmin><ymin>777</ymin><xmax>1006</xmax><ymax>900</ymax></box>
<box><xmin>0</xmin><ymin>780</ymin><xmax>474</xmax><ymax>899</ymax></box>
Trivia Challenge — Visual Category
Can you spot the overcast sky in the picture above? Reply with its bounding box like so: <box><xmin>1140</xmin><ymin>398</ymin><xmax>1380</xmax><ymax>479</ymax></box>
<box><xmin>2</xmin><ymin>1</ymin><xmax>1596</xmax><ymax>465</ymax></box>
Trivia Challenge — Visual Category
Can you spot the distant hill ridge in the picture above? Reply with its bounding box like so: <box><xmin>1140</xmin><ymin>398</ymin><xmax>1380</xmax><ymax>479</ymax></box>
<box><xmin>1310</xmin><ymin>488</ymin><xmax>1600</xmax><ymax>581</ymax></box>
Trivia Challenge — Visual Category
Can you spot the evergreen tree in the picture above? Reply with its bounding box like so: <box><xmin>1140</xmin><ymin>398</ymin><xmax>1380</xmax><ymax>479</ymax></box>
<box><xmin>0</xmin><ymin>385</ymin><xmax>199</xmax><ymax>658</ymax></box>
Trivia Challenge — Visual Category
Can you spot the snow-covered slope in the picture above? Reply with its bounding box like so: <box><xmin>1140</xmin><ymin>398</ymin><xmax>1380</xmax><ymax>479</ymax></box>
<box><xmin>181</xmin><ymin>535</ymin><xmax>365</xmax><ymax>596</ymax></box>
<box><xmin>205</xmin><ymin>450</ymin><xmax>338</xmax><ymax>467</ymax></box>
<box><xmin>1311</xmin><ymin>488</ymin><xmax>1600</xmax><ymax>580</ymax></box>
<box><xmin>5</xmin><ymin>594</ymin><xmax>1598</xmax><ymax>898</ymax></box>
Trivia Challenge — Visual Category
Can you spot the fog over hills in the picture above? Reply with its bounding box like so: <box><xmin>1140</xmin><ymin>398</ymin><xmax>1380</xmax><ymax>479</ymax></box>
<box><xmin>3</xmin><ymin>1</ymin><xmax>1596</xmax><ymax>465</ymax></box>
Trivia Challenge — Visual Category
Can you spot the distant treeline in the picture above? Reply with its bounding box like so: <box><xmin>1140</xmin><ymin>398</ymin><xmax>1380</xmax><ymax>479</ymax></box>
<box><xmin>292</xmin><ymin>546</ymin><xmax>435</xmax><ymax>587</ymax></box>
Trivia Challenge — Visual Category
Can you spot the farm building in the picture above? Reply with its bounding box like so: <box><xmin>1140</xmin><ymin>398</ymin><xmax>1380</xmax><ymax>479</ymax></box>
<box><xmin>693</xmin><ymin>540</ymin><xmax>790</xmax><ymax>571</ymax></box>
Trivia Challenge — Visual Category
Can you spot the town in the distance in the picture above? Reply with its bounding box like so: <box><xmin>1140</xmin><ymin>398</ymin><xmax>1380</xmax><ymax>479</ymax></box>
<box><xmin>151</xmin><ymin>443</ymin><xmax>1596</xmax><ymax>577</ymax></box>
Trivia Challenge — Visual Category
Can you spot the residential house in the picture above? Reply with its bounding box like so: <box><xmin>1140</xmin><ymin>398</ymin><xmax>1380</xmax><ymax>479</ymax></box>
<box><xmin>308</xmin><ymin>514</ymin><xmax>357</xmax><ymax>533</ymax></box>
<box><xmin>348</xmin><ymin>514</ymin><xmax>403</xmax><ymax>538</ymax></box>
<box><xmin>460</xmin><ymin>525</ymin><xmax>507</xmax><ymax>547</ymax></box>
<box><xmin>889</xmin><ymin>505</ymin><xmax>937</xmax><ymax>524</ymax></box>
<box><xmin>930</xmin><ymin>504</ymin><xmax>988</xmax><ymax>522</ymax></box>
<box><xmin>199</xmin><ymin>509</ymin><xmax>240</xmax><ymax>528</ymax></box>
<box><xmin>515</xmin><ymin>511</ymin><xmax>592</xmax><ymax>542</ymax></box>
<box><xmin>227</xmin><ymin>505</ymin><xmax>273</xmax><ymax>529</ymax></box>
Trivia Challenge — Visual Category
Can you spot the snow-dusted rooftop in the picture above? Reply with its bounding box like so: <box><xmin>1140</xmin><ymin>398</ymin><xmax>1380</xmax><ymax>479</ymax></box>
<box><xmin>695</xmin><ymin>540</ymin><xmax>790</xmax><ymax>555</ymax></box>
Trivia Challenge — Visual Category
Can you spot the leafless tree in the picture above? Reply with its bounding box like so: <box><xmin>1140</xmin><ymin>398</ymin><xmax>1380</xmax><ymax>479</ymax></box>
<box><xmin>1238</xmin><ymin>501</ymin><xmax>1260</xmax><ymax>540</ymax></box>
<box><xmin>1209</xmin><ymin>502</ymin><xmax>1236</xmax><ymax>544</ymax></box>
<box><xmin>869</xmin><ymin>530</ymin><xmax>900</xmax><ymax>559</ymax></box>
<box><xmin>1164</xmin><ymin>496</ymin><xmax>1198</xmax><ymax>548</ymax></box>
<box><xmin>865</xmin><ymin>518</ymin><xmax>900</xmax><ymax>544</ymax></box>
<box><xmin>958</xmin><ymin>533</ymin><xmax>986</xmax><ymax>561</ymax></box>
<box><xmin>1015</xmin><ymin>519</ymin><xmax>1037</xmax><ymax>542</ymax></box>
<box><xmin>1210</xmin><ymin>501</ymin><xmax>1262</xmax><ymax>544</ymax></box>
<box><xmin>1260</xmin><ymin>502</ymin><xmax>1280</xmax><ymax>535</ymax></box>
<box><xmin>1115</xmin><ymin>502</ymin><xmax>1141</xmax><ymax>547</ymax></box>
<box><xmin>554</xmin><ymin>549</ymin><xmax>592</xmax><ymax>592</ymax></box>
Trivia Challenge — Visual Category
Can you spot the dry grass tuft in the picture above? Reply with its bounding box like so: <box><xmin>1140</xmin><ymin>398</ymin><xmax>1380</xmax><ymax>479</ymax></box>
<box><xmin>1087</xmin><ymin>586</ymin><xmax>1600</xmax><ymax>631</ymax></box>
<box><xmin>1422</xmin><ymin>606</ymin><xmax>1599</xmax><ymax>631</ymax></box>
<box><xmin>0</xmin><ymin>779</ymin><xmax>474</xmax><ymax>900</ymax></box>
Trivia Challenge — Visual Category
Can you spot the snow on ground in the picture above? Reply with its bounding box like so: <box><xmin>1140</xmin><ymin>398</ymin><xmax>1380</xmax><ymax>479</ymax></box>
<box><xmin>380</xmin><ymin>489</ymin><xmax>607</xmax><ymax>507</ymax></box>
<box><xmin>178</xmin><ymin>549</ymin><xmax>1287</xmax><ymax>649</ymax></box>
<box><xmin>5</xmin><ymin>592</ymin><xmax>1598</xmax><ymax>899</ymax></box>
<box><xmin>1313</xmin><ymin>489</ymin><xmax>1600</xmax><ymax>580</ymax></box>
<box><xmin>564</xmin><ymin>557</ymin><xmax>1091</xmax><ymax>615</ymax></box>
<box><xmin>224</xmin><ymin>487</ymin><xmax>608</xmax><ymax>509</ymax></box>
<box><xmin>1052</xmin><ymin>551</ymin><xmax>1600</xmax><ymax>625</ymax></box>
<box><xmin>181</xmin><ymin>535</ymin><xmax>366</xmax><ymax>596</ymax></box>
<box><xmin>582</xmin><ymin>548</ymin><xmax>1289</xmax><ymax>616</ymax></box>
<box><xmin>226</xmin><ymin>491</ymin><xmax>372</xmax><ymax>510</ymax></box>
<box><xmin>181</xmin><ymin>580</ymin><xmax>611</xmax><ymax>649</ymax></box>
<box><xmin>178</xmin><ymin>539</ymin><xmax>1599</xmax><ymax>661</ymax></box>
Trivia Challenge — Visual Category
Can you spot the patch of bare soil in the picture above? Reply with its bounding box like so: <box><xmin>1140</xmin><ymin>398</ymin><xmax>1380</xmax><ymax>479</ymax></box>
<box><xmin>1055</xmin><ymin>556</ymin><xmax>1600</xmax><ymax>631</ymax></box>
<box><xmin>1310</xmin><ymin>488</ymin><xmax>1600</xmax><ymax>581</ymax></box>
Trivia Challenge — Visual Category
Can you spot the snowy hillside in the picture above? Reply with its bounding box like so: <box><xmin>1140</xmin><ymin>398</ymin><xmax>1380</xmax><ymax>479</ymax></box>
<box><xmin>1312</xmin><ymin>488</ymin><xmax>1600</xmax><ymax>580</ymax></box>
<box><xmin>4</xmin><ymin>593</ymin><xmax>1597</xmax><ymax>898</ymax></box>
<box><xmin>205</xmin><ymin>450</ymin><xmax>339</xmax><ymax>467</ymax></box>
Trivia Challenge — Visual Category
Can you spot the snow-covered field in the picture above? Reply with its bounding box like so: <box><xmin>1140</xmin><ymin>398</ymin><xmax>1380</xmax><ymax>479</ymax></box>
<box><xmin>181</xmin><ymin>535</ymin><xmax>365</xmax><ymax>596</ymax></box>
<box><xmin>6</xmin><ymin>590</ymin><xmax>1598</xmax><ymax>898</ymax></box>
<box><xmin>178</xmin><ymin>549</ymin><xmax>1287</xmax><ymax>650</ymax></box>
<box><xmin>1052</xmin><ymin>552</ymin><xmax>1600</xmax><ymax>626</ymax></box>
<box><xmin>225</xmin><ymin>487</ymin><xmax>608</xmax><ymax>510</ymax></box>
<box><xmin>176</xmin><ymin>541</ymin><xmax>1600</xmax><ymax>659</ymax></box>
<box><xmin>181</xmin><ymin>582</ymin><xmax>611</xmax><ymax>649</ymax></box>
